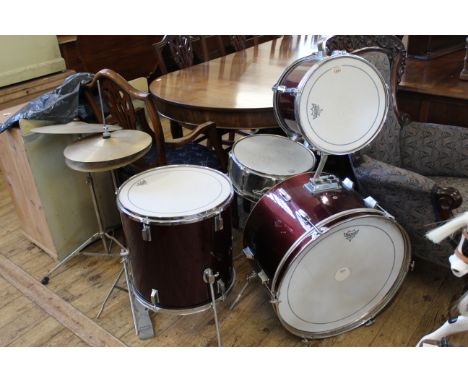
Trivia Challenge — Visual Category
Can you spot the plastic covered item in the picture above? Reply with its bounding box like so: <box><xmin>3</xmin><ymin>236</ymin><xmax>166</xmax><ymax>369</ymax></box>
<box><xmin>0</xmin><ymin>72</ymin><xmax>95</xmax><ymax>134</ymax></box>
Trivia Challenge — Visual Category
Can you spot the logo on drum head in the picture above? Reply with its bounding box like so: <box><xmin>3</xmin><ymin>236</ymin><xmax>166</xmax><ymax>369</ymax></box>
<box><xmin>344</xmin><ymin>229</ymin><xmax>359</xmax><ymax>242</ymax></box>
<box><xmin>136</xmin><ymin>179</ymin><xmax>147</xmax><ymax>186</ymax></box>
<box><xmin>310</xmin><ymin>103</ymin><xmax>323</xmax><ymax>120</ymax></box>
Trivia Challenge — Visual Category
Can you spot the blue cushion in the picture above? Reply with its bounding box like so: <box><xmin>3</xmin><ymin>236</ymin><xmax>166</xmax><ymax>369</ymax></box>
<box><xmin>118</xmin><ymin>142</ymin><xmax>221</xmax><ymax>181</ymax></box>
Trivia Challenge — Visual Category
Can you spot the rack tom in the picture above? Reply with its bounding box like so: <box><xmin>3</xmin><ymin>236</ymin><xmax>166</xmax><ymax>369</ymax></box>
<box><xmin>273</xmin><ymin>52</ymin><xmax>389</xmax><ymax>154</ymax></box>
<box><xmin>117</xmin><ymin>165</ymin><xmax>235</xmax><ymax>312</ymax></box>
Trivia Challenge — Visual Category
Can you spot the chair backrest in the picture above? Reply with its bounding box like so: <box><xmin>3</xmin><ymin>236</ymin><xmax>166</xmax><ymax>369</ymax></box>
<box><xmin>84</xmin><ymin>69</ymin><xmax>167</xmax><ymax>165</ymax></box>
<box><xmin>153</xmin><ymin>35</ymin><xmax>200</xmax><ymax>75</ymax></box>
<box><xmin>324</xmin><ymin>36</ymin><xmax>407</xmax><ymax>166</ymax></box>
<box><xmin>229</xmin><ymin>35</ymin><xmax>259</xmax><ymax>51</ymax></box>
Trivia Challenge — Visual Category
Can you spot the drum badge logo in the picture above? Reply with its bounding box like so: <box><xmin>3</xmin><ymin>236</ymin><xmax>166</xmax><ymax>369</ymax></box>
<box><xmin>344</xmin><ymin>229</ymin><xmax>359</xmax><ymax>242</ymax></box>
<box><xmin>310</xmin><ymin>103</ymin><xmax>323</xmax><ymax>120</ymax></box>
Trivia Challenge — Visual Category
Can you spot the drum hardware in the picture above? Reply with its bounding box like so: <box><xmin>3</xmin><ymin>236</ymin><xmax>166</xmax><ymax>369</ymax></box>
<box><xmin>342</xmin><ymin>178</ymin><xmax>354</xmax><ymax>191</ymax></box>
<box><xmin>214</xmin><ymin>214</ymin><xmax>224</xmax><ymax>232</ymax></box>
<box><xmin>363</xmin><ymin>196</ymin><xmax>394</xmax><ymax>219</ymax></box>
<box><xmin>229</xmin><ymin>270</ymin><xmax>257</xmax><ymax>310</ymax></box>
<box><xmin>297</xmin><ymin>209</ymin><xmax>317</xmax><ymax>230</ymax></box>
<box><xmin>252</xmin><ymin>187</ymin><xmax>272</xmax><ymax>197</ymax></box>
<box><xmin>150</xmin><ymin>289</ymin><xmax>160</xmax><ymax>305</ymax></box>
<box><xmin>203</xmin><ymin>268</ymin><xmax>222</xmax><ymax>347</ymax></box>
<box><xmin>97</xmin><ymin>80</ymin><xmax>111</xmax><ymax>139</ymax></box>
<box><xmin>304</xmin><ymin>174</ymin><xmax>341</xmax><ymax>194</ymax></box>
<box><xmin>217</xmin><ymin>279</ymin><xmax>226</xmax><ymax>298</ymax></box>
<box><xmin>278</xmin><ymin>188</ymin><xmax>291</xmax><ymax>202</ymax></box>
<box><xmin>141</xmin><ymin>222</ymin><xmax>152</xmax><ymax>241</ymax></box>
<box><xmin>364</xmin><ymin>318</ymin><xmax>376</xmax><ymax>327</ymax></box>
<box><xmin>271</xmin><ymin>84</ymin><xmax>300</xmax><ymax>95</ymax></box>
<box><xmin>243</xmin><ymin>246</ymin><xmax>255</xmax><ymax>260</ymax></box>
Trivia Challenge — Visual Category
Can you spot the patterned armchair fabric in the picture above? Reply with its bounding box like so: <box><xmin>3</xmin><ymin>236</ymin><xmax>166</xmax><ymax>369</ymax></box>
<box><xmin>324</xmin><ymin>37</ymin><xmax>467</xmax><ymax>267</ymax></box>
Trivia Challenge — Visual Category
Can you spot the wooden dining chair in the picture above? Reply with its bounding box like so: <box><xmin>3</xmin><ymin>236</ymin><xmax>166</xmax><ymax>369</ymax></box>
<box><xmin>152</xmin><ymin>35</ymin><xmax>212</xmax><ymax>139</ymax></box>
<box><xmin>84</xmin><ymin>69</ymin><xmax>227</xmax><ymax>182</ymax></box>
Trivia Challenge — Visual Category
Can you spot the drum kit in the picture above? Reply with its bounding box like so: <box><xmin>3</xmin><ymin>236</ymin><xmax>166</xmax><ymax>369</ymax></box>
<box><xmin>38</xmin><ymin>52</ymin><xmax>412</xmax><ymax>345</ymax></box>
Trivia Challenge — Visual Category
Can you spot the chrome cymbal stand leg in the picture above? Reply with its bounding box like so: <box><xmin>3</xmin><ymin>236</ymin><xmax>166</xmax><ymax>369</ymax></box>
<box><xmin>86</xmin><ymin>172</ymin><xmax>109</xmax><ymax>254</ymax></box>
<box><xmin>111</xmin><ymin>169</ymin><xmax>119</xmax><ymax>190</ymax></box>
<box><xmin>41</xmin><ymin>232</ymin><xmax>102</xmax><ymax>285</ymax></box>
<box><xmin>203</xmin><ymin>268</ymin><xmax>222</xmax><ymax>347</ymax></box>
<box><xmin>229</xmin><ymin>270</ymin><xmax>257</xmax><ymax>310</ymax></box>
<box><xmin>96</xmin><ymin>267</ymin><xmax>124</xmax><ymax>319</ymax></box>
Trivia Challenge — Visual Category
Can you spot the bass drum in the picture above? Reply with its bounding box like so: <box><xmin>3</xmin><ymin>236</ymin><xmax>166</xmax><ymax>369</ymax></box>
<box><xmin>273</xmin><ymin>52</ymin><xmax>389</xmax><ymax>154</ymax></box>
<box><xmin>117</xmin><ymin>165</ymin><xmax>235</xmax><ymax>313</ymax></box>
<box><xmin>243</xmin><ymin>172</ymin><xmax>411</xmax><ymax>339</ymax></box>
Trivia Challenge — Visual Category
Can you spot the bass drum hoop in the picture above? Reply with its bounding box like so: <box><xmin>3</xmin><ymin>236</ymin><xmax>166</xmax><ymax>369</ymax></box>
<box><xmin>116</xmin><ymin>165</ymin><xmax>234</xmax><ymax>225</ymax></box>
<box><xmin>293</xmin><ymin>54</ymin><xmax>389</xmax><ymax>154</ymax></box>
<box><xmin>273</xmin><ymin>55</ymin><xmax>320</xmax><ymax>139</ymax></box>
<box><xmin>271</xmin><ymin>210</ymin><xmax>411</xmax><ymax>339</ymax></box>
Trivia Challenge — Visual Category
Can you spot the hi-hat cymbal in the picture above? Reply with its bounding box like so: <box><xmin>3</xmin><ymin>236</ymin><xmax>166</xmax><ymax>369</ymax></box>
<box><xmin>64</xmin><ymin>129</ymin><xmax>152</xmax><ymax>172</ymax></box>
<box><xmin>31</xmin><ymin>121</ymin><xmax>122</xmax><ymax>135</ymax></box>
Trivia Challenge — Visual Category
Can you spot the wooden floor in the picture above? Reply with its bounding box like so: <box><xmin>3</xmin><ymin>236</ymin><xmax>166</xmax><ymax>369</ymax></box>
<box><xmin>0</xmin><ymin>164</ymin><xmax>466</xmax><ymax>347</ymax></box>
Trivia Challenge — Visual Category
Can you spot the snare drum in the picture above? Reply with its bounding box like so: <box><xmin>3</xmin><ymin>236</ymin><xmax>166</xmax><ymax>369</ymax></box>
<box><xmin>117</xmin><ymin>165</ymin><xmax>235</xmax><ymax>312</ymax></box>
<box><xmin>228</xmin><ymin>134</ymin><xmax>316</xmax><ymax>202</ymax></box>
<box><xmin>273</xmin><ymin>52</ymin><xmax>389</xmax><ymax>154</ymax></box>
<box><xmin>243</xmin><ymin>172</ymin><xmax>411</xmax><ymax>339</ymax></box>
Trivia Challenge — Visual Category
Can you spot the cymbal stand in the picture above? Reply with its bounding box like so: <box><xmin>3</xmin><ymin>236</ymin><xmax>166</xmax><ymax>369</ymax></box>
<box><xmin>41</xmin><ymin>172</ymin><xmax>120</xmax><ymax>285</ymax></box>
<box><xmin>41</xmin><ymin>80</ymin><xmax>121</xmax><ymax>285</ymax></box>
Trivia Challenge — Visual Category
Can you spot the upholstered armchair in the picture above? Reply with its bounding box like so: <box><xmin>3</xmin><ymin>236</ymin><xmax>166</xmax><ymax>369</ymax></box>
<box><xmin>324</xmin><ymin>35</ymin><xmax>468</xmax><ymax>266</ymax></box>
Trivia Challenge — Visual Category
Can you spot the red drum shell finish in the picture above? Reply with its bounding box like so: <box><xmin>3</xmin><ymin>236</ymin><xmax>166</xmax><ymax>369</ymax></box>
<box><xmin>121</xmin><ymin>206</ymin><xmax>233</xmax><ymax>310</ymax></box>
<box><xmin>274</xmin><ymin>57</ymin><xmax>320</xmax><ymax>137</ymax></box>
<box><xmin>244</xmin><ymin>173</ymin><xmax>372</xmax><ymax>285</ymax></box>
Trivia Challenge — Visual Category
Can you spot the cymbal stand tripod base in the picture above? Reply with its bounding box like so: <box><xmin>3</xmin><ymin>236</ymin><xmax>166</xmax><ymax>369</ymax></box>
<box><xmin>41</xmin><ymin>172</ymin><xmax>121</xmax><ymax>285</ymax></box>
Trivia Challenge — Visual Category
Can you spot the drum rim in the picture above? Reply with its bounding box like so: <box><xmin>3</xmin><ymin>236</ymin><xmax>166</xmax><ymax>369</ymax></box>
<box><xmin>294</xmin><ymin>53</ymin><xmax>390</xmax><ymax>155</ymax></box>
<box><xmin>229</xmin><ymin>134</ymin><xmax>316</xmax><ymax>178</ymax></box>
<box><xmin>116</xmin><ymin>164</ymin><xmax>234</xmax><ymax>225</ymax></box>
<box><xmin>272</xmin><ymin>54</ymin><xmax>320</xmax><ymax>139</ymax></box>
<box><xmin>271</xmin><ymin>212</ymin><xmax>411</xmax><ymax>339</ymax></box>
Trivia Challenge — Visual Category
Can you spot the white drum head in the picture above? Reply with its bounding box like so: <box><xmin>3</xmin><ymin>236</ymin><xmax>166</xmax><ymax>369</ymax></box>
<box><xmin>117</xmin><ymin>166</ymin><xmax>233</xmax><ymax>221</ymax></box>
<box><xmin>275</xmin><ymin>214</ymin><xmax>408</xmax><ymax>338</ymax></box>
<box><xmin>297</xmin><ymin>54</ymin><xmax>388</xmax><ymax>155</ymax></box>
<box><xmin>232</xmin><ymin>135</ymin><xmax>315</xmax><ymax>176</ymax></box>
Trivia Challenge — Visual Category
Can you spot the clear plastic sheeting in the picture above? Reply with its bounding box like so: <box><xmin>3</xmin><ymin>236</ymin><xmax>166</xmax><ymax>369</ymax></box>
<box><xmin>0</xmin><ymin>72</ymin><xmax>95</xmax><ymax>134</ymax></box>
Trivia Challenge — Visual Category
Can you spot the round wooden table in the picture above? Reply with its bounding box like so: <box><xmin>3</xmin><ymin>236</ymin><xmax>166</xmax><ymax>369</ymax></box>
<box><xmin>150</xmin><ymin>36</ymin><xmax>321</xmax><ymax>129</ymax></box>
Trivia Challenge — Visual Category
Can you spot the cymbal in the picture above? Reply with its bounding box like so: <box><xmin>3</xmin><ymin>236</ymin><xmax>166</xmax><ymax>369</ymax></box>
<box><xmin>31</xmin><ymin>121</ymin><xmax>122</xmax><ymax>135</ymax></box>
<box><xmin>64</xmin><ymin>129</ymin><xmax>152</xmax><ymax>172</ymax></box>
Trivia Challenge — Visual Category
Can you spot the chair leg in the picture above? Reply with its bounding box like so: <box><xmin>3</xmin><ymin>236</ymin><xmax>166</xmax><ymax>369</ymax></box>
<box><xmin>170</xmin><ymin>120</ymin><xmax>183</xmax><ymax>138</ymax></box>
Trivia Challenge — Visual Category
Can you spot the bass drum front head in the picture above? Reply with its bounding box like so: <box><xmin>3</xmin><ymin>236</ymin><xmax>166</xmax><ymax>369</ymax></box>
<box><xmin>296</xmin><ymin>54</ymin><xmax>388</xmax><ymax>155</ymax></box>
<box><xmin>273</xmin><ymin>213</ymin><xmax>410</xmax><ymax>339</ymax></box>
